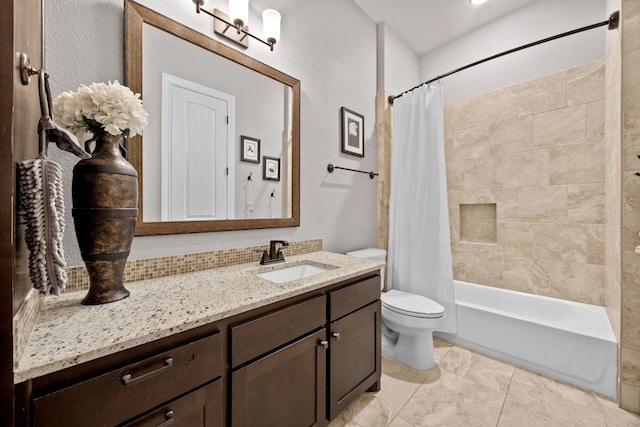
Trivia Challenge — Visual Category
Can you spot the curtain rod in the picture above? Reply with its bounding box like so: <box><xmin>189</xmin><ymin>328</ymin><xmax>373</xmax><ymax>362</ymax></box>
<box><xmin>388</xmin><ymin>10</ymin><xmax>620</xmax><ymax>105</ymax></box>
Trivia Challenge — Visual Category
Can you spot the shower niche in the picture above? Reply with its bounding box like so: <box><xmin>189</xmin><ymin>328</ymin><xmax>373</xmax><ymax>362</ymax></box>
<box><xmin>459</xmin><ymin>203</ymin><xmax>497</xmax><ymax>244</ymax></box>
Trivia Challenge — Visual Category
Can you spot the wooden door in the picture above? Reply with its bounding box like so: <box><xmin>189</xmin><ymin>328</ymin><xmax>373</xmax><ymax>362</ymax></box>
<box><xmin>328</xmin><ymin>301</ymin><xmax>381</xmax><ymax>420</ymax></box>
<box><xmin>1</xmin><ymin>0</ymin><xmax>43</xmax><ymax>424</ymax></box>
<box><xmin>231</xmin><ymin>329</ymin><xmax>327</xmax><ymax>426</ymax></box>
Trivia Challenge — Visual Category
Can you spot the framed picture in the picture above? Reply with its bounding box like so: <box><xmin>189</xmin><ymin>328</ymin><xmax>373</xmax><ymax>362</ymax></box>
<box><xmin>340</xmin><ymin>107</ymin><xmax>365</xmax><ymax>157</ymax></box>
<box><xmin>263</xmin><ymin>156</ymin><xmax>280</xmax><ymax>181</ymax></box>
<box><xmin>240</xmin><ymin>135</ymin><xmax>260</xmax><ymax>163</ymax></box>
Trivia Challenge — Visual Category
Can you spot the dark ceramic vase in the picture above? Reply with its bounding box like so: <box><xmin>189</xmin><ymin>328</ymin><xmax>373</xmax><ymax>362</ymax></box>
<box><xmin>72</xmin><ymin>130</ymin><xmax>138</xmax><ymax>305</ymax></box>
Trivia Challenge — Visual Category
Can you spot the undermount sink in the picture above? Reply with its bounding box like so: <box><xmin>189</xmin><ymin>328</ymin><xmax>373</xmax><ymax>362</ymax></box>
<box><xmin>256</xmin><ymin>263</ymin><xmax>332</xmax><ymax>283</ymax></box>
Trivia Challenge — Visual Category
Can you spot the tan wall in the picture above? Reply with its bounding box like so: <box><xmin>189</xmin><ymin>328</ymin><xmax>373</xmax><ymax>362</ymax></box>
<box><xmin>605</xmin><ymin>0</ymin><xmax>623</xmax><ymax>405</ymax></box>
<box><xmin>618</xmin><ymin>0</ymin><xmax>640</xmax><ymax>414</ymax></box>
<box><xmin>444</xmin><ymin>59</ymin><xmax>606</xmax><ymax>305</ymax></box>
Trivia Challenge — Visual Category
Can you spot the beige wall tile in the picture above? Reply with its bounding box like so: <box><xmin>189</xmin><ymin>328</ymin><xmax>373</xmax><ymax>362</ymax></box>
<box><xmin>586</xmin><ymin>101</ymin><xmax>605</xmax><ymax>144</ymax></box>
<box><xmin>586</xmin><ymin>224</ymin><xmax>605</xmax><ymax>265</ymax></box>
<box><xmin>446</xmin><ymin>160</ymin><xmax>466</xmax><ymax>190</ymax></box>
<box><xmin>567</xmin><ymin>183</ymin><xmax>605</xmax><ymax>224</ymax></box>
<box><xmin>503</xmin><ymin>258</ymin><xmax>551</xmax><ymax>294</ymax></box>
<box><xmin>621</xmin><ymin>346</ymin><xmax>640</xmax><ymax>386</ymax></box>
<box><xmin>533</xmin><ymin>105</ymin><xmax>586</xmax><ymax>148</ymax></box>
<box><xmin>516</xmin><ymin>70</ymin><xmax>567</xmax><ymax>116</ymax></box>
<box><xmin>460</xmin><ymin>203</ymin><xmax>497</xmax><ymax>243</ymax></box>
<box><xmin>623</xmin><ymin>171</ymin><xmax>640</xmax><ymax>228</ymax></box>
<box><xmin>443</xmin><ymin>59</ymin><xmax>607</xmax><ymax>306</ymax></box>
<box><xmin>619</xmin><ymin>382</ymin><xmax>640</xmax><ymax>414</ymax></box>
<box><xmin>497</xmin><ymin>222</ymin><xmax>535</xmax><ymax>258</ymax></box>
<box><xmin>605</xmin><ymin>270</ymin><xmax>621</xmax><ymax>340</ymax></box>
<box><xmin>533</xmin><ymin>223</ymin><xmax>587</xmax><ymax>262</ymax></box>
<box><xmin>448</xmin><ymin>192</ymin><xmax>461</xmax><ymax>243</ymax></box>
<box><xmin>549</xmin><ymin>262</ymin><xmax>604</xmax><ymax>305</ymax></box>
<box><xmin>496</xmin><ymin>188</ymin><xmax>519</xmax><ymax>221</ymax></box>
<box><xmin>606</xmin><ymin>76</ymin><xmax>622</xmax><ymax>178</ymax></box>
<box><xmin>606</xmin><ymin>27</ymin><xmax>621</xmax><ymax>92</ymax></box>
<box><xmin>452</xmin><ymin>124</ymin><xmax>492</xmax><ymax>160</ymax></box>
<box><xmin>502</xmin><ymin>150</ymin><xmax>549</xmax><ymax>188</ymax></box>
<box><xmin>452</xmin><ymin>248</ymin><xmax>468</xmax><ymax>281</ymax></box>
<box><xmin>606</xmin><ymin>223</ymin><xmax>622</xmax><ymax>284</ymax></box>
<box><xmin>622</xmin><ymin>48</ymin><xmax>640</xmax><ymax>112</ymax></box>
<box><xmin>460</xmin><ymin>251</ymin><xmax>504</xmax><ymax>287</ymax></box>
<box><xmin>567</xmin><ymin>60</ymin><xmax>605</xmax><ymax>105</ymax></box>
<box><xmin>622</xmin><ymin>288</ymin><xmax>640</xmax><ymax>352</ymax></box>
<box><xmin>549</xmin><ymin>143</ymin><xmax>605</xmax><ymax>185</ymax></box>
<box><xmin>515</xmin><ymin>186</ymin><xmax>567</xmax><ymax>222</ymax></box>
<box><xmin>605</xmin><ymin>174</ymin><xmax>622</xmax><ymax>229</ymax></box>
<box><xmin>623</xmin><ymin>0</ymin><xmax>640</xmax><ymax>52</ymax></box>
<box><xmin>623</xmin><ymin>108</ymin><xmax>640</xmax><ymax>171</ymax></box>
<box><xmin>464</xmin><ymin>156</ymin><xmax>503</xmax><ymax>189</ymax></box>
<box><xmin>489</xmin><ymin>116</ymin><xmax>533</xmax><ymax>155</ymax></box>
<box><xmin>447</xmin><ymin>86</ymin><xmax>518</xmax><ymax>130</ymax></box>
<box><xmin>621</xmin><ymin>228</ymin><xmax>640</xmax><ymax>290</ymax></box>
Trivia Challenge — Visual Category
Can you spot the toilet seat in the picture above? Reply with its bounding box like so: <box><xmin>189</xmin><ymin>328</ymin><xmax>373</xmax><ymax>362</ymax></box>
<box><xmin>381</xmin><ymin>289</ymin><xmax>445</xmax><ymax>319</ymax></box>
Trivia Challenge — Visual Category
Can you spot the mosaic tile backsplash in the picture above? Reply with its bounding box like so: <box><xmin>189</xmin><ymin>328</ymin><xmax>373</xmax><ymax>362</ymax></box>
<box><xmin>64</xmin><ymin>239</ymin><xmax>323</xmax><ymax>293</ymax></box>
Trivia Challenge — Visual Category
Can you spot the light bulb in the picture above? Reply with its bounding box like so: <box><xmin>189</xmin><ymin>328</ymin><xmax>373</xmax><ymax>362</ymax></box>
<box><xmin>262</xmin><ymin>9</ymin><xmax>281</xmax><ymax>44</ymax></box>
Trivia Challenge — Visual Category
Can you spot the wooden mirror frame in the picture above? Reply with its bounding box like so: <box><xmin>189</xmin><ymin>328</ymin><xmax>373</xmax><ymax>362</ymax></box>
<box><xmin>125</xmin><ymin>1</ymin><xmax>300</xmax><ymax>236</ymax></box>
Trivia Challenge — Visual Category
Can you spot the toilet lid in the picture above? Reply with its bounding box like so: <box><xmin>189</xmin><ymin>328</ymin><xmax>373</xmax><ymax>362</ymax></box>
<box><xmin>381</xmin><ymin>289</ymin><xmax>445</xmax><ymax>318</ymax></box>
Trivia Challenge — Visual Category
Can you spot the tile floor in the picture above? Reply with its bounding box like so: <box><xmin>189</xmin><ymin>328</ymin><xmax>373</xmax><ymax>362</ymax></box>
<box><xmin>329</xmin><ymin>338</ymin><xmax>640</xmax><ymax>427</ymax></box>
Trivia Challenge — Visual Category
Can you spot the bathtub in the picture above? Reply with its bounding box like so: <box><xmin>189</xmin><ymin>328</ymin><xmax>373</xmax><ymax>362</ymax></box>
<box><xmin>436</xmin><ymin>280</ymin><xmax>617</xmax><ymax>399</ymax></box>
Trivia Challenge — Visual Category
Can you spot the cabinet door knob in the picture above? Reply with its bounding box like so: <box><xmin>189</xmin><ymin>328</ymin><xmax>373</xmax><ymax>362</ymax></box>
<box><xmin>331</xmin><ymin>332</ymin><xmax>341</xmax><ymax>340</ymax></box>
<box><xmin>155</xmin><ymin>410</ymin><xmax>174</xmax><ymax>427</ymax></box>
<box><xmin>318</xmin><ymin>340</ymin><xmax>329</xmax><ymax>349</ymax></box>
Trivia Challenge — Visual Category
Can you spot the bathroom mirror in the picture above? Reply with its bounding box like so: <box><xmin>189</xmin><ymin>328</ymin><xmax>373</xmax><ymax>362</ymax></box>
<box><xmin>125</xmin><ymin>1</ymin><xmax>299</xmax><ymax>235</ymax></box>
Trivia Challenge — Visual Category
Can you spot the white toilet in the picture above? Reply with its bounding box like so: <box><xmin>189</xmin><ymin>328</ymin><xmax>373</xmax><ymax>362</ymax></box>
<box><xmin>346</xmin><ymin>248</ymin><xmax>446</xmax><ymax>370</ymax></box>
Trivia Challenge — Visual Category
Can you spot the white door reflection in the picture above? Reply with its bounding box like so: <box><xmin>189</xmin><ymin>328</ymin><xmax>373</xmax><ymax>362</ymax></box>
<box><xmin>161</xmin><ymin>73</ymin><xmax>235</xmax><ymax>221</ymax></box>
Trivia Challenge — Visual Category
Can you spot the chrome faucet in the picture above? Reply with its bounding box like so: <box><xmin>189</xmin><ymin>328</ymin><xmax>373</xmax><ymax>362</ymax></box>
<box><xmin>260</xmin><ymin>240</ymin><xmax>289</xmax><ymax>265</ymax></box>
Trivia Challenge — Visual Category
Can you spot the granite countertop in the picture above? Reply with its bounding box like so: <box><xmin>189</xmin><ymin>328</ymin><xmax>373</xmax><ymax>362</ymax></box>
<box><xmin>14</xmin><ymin>251</ymin><xmax>384</xmax><ymax>383</ymax></box>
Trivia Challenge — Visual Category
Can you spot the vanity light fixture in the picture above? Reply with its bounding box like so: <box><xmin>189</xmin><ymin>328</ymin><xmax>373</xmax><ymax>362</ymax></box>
<box><xmin>192</xmin><ymin>0</ymin><xmax>281</xmax><ymax>51</ymax></box>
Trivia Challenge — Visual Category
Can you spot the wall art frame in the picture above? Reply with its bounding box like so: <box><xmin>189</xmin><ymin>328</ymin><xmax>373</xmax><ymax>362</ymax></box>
<box><xmin>340</xmin><ymin>106</ymin><xmax>365</xmax><ymax>157</ymax></box>
<box><xmin>240</xmin><ymin>135</ymin><xmax>260</xmax><ymax>163</ymax></box>
<box><xmin>263</xmin><ymin>156</ymin><xmax>280</xmax><ymax>181</ymax></box>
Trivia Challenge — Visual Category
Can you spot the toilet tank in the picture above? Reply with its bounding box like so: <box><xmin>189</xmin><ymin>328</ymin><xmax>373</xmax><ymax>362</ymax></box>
<box><xmin>346</xmin><ymin>248</ymin><xmax>386</xmax><ymax>290</ymax></box>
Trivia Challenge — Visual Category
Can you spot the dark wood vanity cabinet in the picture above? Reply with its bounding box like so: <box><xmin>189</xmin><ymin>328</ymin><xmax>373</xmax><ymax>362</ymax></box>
<box><xmin>18</xmin><ymin>271</ymin><xmax>381</xmax><ymax>426</ymax></box>
<box><xmin>328</xmin><ymin>277</ymin><xmax>382</xmax><ymax>419</ymax></box>
<box><xmin>29</xmin><ymin>331</ymin><xmax>225</xmax><ymax>427</ymax></box>
<box><xmin>230</xmin><ymin>295</ymin><xmax>327</xmax><ymax>426</ymax></box>
<box><xmin>229</xmin><ymin>274</ymin><xmax>381</xmax><ymax>425</ymax></box>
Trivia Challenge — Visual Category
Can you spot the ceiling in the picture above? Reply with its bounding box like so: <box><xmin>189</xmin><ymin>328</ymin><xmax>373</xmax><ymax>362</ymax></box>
<box><xmin>352</xmin><ymin>0</ymin><xmax>541</xmax><ymax>55</ymax></box>
<box><xmin>250</xmin><ymin>0</ymin><xmax>541</xmax><ymax>56</ymax></box>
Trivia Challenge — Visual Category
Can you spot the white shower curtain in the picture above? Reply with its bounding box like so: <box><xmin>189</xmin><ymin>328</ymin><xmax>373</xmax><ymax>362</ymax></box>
<box><xmin>388</xmin><ymin>83</ymin><xmax>456</xmax><ymax>333</ymax></box>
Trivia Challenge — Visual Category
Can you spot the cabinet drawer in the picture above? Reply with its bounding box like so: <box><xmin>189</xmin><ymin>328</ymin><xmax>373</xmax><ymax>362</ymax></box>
<box><xmin>33</xmin><ymin>331</ymin><xmax>224</xmax><ymax>427</ymax></box>
<box><xmin>329</xmin><ymin>275</ymin><xmax>380</xmax><ymax>321</ymax></box>
<box><xmin>231</xmin><ymin>295</ymin><xmax>326</xmax><ymax>367</ymax></box>
<box><xmin>123</xmin><ymin>379</ymin><xmax>223</xmax><ymax>427</ymax></box>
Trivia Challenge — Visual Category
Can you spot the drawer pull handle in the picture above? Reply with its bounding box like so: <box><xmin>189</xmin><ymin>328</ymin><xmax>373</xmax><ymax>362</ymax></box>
<box><xmin>318</xmin><ymin>340</ymin><xmax>329</xmax><ymax>349</ymax></box>
<box><xmin>155</xmin><ymin>410</ymin><xmax>175</xmax><ymax>427</ymax></box>
<box><xmin>121</xmin><ymin>358</ymin><xmax>174</xmax><ymax>386</ymax></box>
<box><xmin>331</xmin><ymin>332</ymin><xmax>341</xmax><ymax>340</ymax></box>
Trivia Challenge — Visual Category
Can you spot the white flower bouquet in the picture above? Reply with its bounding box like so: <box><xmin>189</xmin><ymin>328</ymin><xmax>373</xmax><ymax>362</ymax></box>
<box><xmin>53</xmin><ymin>81</ymin><xmax>148</xmax><ymax>138</ymax></box>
